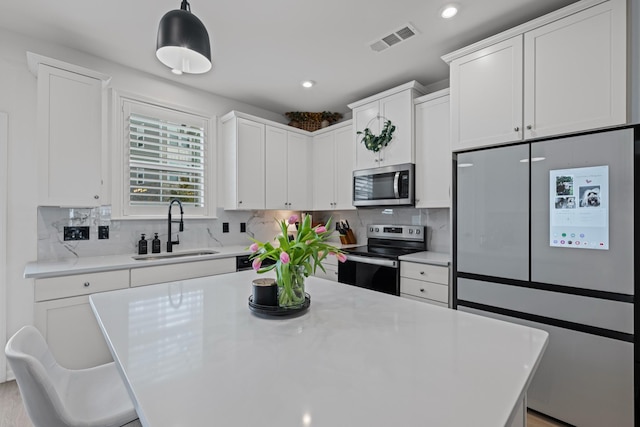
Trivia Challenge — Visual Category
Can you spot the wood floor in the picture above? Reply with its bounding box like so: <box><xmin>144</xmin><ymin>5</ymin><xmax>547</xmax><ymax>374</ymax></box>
<box><xmin>0</xmin><ymin>379</ymin><xmax>566</xmax><ymax>427</ymax></box>
<box><xmin>0</xmin><ymin>380</ymin><xmax>141</xmax><ymax>427</ymax></box>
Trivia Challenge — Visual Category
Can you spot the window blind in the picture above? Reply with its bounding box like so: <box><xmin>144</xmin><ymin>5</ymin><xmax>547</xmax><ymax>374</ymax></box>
<box><xmin>128</xmin><ymin>113</ymin><xmax>205</xmax><ymax>208</ymax></box>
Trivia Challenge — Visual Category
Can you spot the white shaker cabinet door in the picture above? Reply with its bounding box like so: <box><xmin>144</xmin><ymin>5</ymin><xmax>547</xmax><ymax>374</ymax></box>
<box><xmin>450</xmin><ymin>36</ymin><xmax>523</xmax><ymax>151</ymax></box>
<box><xmin>353</xmin><ymin>100</ymin><xmax>380</xmax><ymax>170</ymax></box>
<box><xmin>378</xmin><ymin>90</ymin><xmax>414</xmax><ymax>166</ymax></box>
<box><xmin>523</xmin><ymin>0</ymin><xmax>626</xmax><ymax>139</ymax></box>
<box><xmin>236</xmin><ymin>118</ymin><xmax>265</xmax><ymax>210</ymax></box>
<box><xmin>312</xmin><ymin>132</ymin><xmax>336</xmax><ymax>210</ymax></box>
<box><xmin>333</xmin><ymin>125</ymin><xmax>355</xmax><ymax>210</ymax></box>
<box><xmin>415</xmin><ymin>92</ymin><xmax>451</xmax><ymax>208</ymax></box>
<box><xmin>35</xmin><ymin>295</ymin><xmax>113</xmax><ymax>369</ymax></box>
<box><xmin>287</xmin><ymin>132</ymin><xmax>312</xmax><ymax>210</ymax></box>
<box><xmin>37</xmin><ymin>65</ymin><xmax>104</xmax><ymax>206</ymax></box>
<box><xmin>265</xmin><ymin>126</ymin><xmax>288</xmax><ymax>210</ymax></box>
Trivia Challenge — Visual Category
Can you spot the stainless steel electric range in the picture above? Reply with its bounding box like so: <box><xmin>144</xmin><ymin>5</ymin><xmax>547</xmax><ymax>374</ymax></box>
<box><xmin>338</xmin><ymin>224</ymin><xmax>426</xmax><ymax>295</ymax></box>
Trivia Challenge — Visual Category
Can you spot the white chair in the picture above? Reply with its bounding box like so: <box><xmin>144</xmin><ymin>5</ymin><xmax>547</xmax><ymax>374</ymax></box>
<box><xmin>5</xmin><ymin>325</ymin><xmax>138</xmax><ymax>427</ymax></box>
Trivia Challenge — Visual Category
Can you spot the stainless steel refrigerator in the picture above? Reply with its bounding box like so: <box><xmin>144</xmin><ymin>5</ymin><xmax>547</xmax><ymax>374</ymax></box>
<box><xmin>453</xmin><ymin>127</ymin><xmax>636</xmax><ymax>426</ymax></box>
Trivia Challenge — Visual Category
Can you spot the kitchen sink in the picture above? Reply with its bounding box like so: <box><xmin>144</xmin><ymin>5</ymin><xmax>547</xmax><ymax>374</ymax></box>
<box><xmin>132</xmin><ymin>249</ymin><xmax>218</xmax><ymax>261</ymax></box>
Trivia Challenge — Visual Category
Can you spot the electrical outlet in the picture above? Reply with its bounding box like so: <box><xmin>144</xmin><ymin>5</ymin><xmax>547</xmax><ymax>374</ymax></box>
<box><xmin>98</xmin><ymin>226</ymin><xmax>109</xmax><ymax>240</ymax></box>
<box><xmin>240</xmin><ymin>222</ymin><xmax>246</xmax><ymax>232</ymax></box>
<box><xmin>64</xmin><ymin>226</ymin><xmax>90</xmax><ymax>241</ymax></box>
<box><xmin>222</xmin><ymin>222</ymin><xmax>229</xmax><ymax>233</ymax></box>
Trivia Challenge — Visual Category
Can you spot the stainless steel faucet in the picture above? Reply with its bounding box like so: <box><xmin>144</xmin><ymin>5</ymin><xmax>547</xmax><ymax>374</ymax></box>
<box><xmin>167</xmin><ymin>199</ymin><xmax>184</xmax><ymax>252</ymax></box>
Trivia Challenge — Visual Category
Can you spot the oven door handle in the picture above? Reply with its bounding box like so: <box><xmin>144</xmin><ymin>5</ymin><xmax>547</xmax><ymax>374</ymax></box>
<box><xmin>345</xmin><ymin>254</ymin><xmax>397</xmax><ymax>268</ymax></box>
<box><xmin>393</xmin><ymin>171</ymin><xmax>400</xmax><ymax>199</ymax></box>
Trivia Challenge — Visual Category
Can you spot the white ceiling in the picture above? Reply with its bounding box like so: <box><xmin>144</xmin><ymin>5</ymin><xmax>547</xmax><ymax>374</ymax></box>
<box><xmin>0</xmin><ymin>0</ymin><xmax>579</xmax><ymax>115</ymax></box>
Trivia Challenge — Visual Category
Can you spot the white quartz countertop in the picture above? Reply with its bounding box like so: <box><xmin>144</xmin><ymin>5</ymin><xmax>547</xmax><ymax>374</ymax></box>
<box><xmin>24</xmin><ymin>243</ymin><xmax>359</xmax><ymax>279</ymax></box>
<box><xmin>23</xmin><ymin>245</ymin><xmax>252</xmax><ymax>279</ymax></box>
<box><xmin>398</xmin><ymin>251</ymin><xmax>450</xmax><ymax>266</ymax></box>
<box><xmin>90</xmin><ymin>270</ymin><xmax>548</xmax><ymax>427</ymax></box>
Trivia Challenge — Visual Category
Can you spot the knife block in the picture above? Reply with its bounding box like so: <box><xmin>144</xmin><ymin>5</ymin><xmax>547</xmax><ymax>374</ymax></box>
<box><xmin>339</xmin><ymin>229</ymin><xmax>357</xmax><ymax>245</ymax></box>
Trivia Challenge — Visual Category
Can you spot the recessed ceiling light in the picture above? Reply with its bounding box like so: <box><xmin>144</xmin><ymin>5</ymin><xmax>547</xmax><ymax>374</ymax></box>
<box><xmin>171</xmin><ymin>68</ymin><xmax>183</xmax><ymax>75</ymax></box>
<box><xmin>301</xmin><ymin>80</ymin><xmax>315</xmax><ymax>88</ymax></box>
<box><xmin>440</xmin><ymin>4</ymin><xmax>459</xmax><ymax>19</ymax></box>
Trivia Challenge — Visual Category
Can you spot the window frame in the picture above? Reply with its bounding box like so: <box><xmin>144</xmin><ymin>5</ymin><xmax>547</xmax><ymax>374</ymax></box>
<box><xmin>112</xmin><ymin>91</ymin><xmax>217</xmax><ymax>219</ymax></box>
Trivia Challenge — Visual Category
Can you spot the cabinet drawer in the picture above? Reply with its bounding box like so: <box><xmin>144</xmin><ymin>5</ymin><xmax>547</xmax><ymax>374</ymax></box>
<box><xmin>314</xmin><ymin>266</ymin><xmax>338</xmax><ymax>282</ymax></box>
<box><xmin>400</xmin><ymin>262</ymin><xmax>448</xmax><ymax>285</ymax></box>
<box><xmin>401</xmin><ymin>294</ymin><xmax>448</xmax><ymax>308</ymax></box>
<box><xmin>130</xmin><ymin>258</ymin><xmax>236</xmax><ymax>287</ymax></box>
<box><xmin>35</xmin><ymin>270</ymin><xmax>129</xmax><ymax>302</ymax></box>
<box><xmin>400</xmin><ymin>277</ymin><xmax>448</xmax><ymax>304</ymax></box>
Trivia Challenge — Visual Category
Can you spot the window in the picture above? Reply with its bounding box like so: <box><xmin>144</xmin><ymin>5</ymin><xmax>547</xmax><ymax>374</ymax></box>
<box><xmin>116</xmin><ymin>96</ymin><xmax>215</xmax><ymax>218</ymax></box>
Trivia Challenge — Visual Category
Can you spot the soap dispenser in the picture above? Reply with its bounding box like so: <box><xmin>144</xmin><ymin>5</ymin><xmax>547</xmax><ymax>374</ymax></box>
<box><xmin>138</xmin><ymin>234</ymin><xmax>148</xmax><ymax>255</ymax></box>
<box><xmin>152</xmin><ymin>233</ymin><xmax>161</xmax><ymax>253</ymax></box>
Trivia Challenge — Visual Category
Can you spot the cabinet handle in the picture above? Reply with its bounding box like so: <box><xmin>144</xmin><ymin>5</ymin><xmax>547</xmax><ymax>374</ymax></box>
<box><xmin>514</xmin><ymin>127</ymin><xmax>520</xmax><ymax>132</ymax></box>
<box><xmin>94</xmin><ymin>195</ymin><xmax>99</xmax><ymax>200</ymax></box>
<box><xmin>420</xmin><ymin>271</ymin><xmax>425</xmax><ymax>275</ymax></box>
<box><xmin>374</xmin><ymin>159</ymin><xmax>379</xmax><ymax>163</ymax></box>
<box><xmin>419</xmin><ymin>288</ymin><xmax>425</xmax><ymax>292</ymax></box>
<box><xmin>527</xmin><ymin>125</ymin><xmax>532</xmax><ymax>130</ymax></box>
<box><xmin>239</xmin><ymin>200</ymin><xmax>243</xmax><ymax>204</ymax></box>
<box><xmin>84</xmin><ymin>282</ymin><xmax>90</xmax><ymax>287</ymax></box>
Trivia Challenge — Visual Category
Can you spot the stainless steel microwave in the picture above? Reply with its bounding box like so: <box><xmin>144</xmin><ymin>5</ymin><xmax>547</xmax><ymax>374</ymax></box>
<box><xmin>352</xmin><ymin>163</ymin><xmax>414</xmax><ymax>207</ymax></box>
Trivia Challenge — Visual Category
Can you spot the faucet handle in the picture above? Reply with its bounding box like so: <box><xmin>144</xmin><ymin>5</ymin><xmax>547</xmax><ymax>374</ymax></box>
<box><xmin>179</xmin><ymin>220</ymin><xmax>184</xmax><ymax>232</ymax></box>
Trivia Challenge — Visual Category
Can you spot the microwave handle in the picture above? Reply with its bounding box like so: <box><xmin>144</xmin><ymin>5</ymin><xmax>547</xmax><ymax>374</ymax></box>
<box><xmin>393</xmin><ymin>172</ymin><xmax>400</xmax><ymax>198</ymax></box>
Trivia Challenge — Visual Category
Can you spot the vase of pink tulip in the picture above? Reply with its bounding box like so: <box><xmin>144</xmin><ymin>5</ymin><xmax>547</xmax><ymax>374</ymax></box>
<box><xmin>249</xmin><ymin>214</ymin><xmax>347</xmax><ymax>308</ymax></box>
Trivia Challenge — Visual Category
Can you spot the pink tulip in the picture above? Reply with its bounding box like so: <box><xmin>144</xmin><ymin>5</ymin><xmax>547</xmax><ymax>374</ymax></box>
<box><xmin>252</xmin><ymin>259</ymin><xmax>262</xmax><ymax>270</ymax></box>
<box><xmin>250</xmin><ymin>243</ymin><xmax>259</xmax><ymax>253</ymax></box>
<box><xmin>288</xmin><ymin>215</ymin><xmax>298</xmax><ymax>225</ymax></box>
<box><xmin>280</xmin><ymin>252</ymin><xmax>290</xmax><ymax>264</ymax></box>
<box><xmin>328</xmin><ymin>251</ymin><xmax>336</xmax><ymax>257</ymax></box>
<box><xmin>315</xmin><ymin>225</ymin><xmax>327</xmax><ymax>234</ymax></box>
<box><xmin>337</xmin><ymin>253</ymin><xmax>347</xmax><ymax>263</ymax></box>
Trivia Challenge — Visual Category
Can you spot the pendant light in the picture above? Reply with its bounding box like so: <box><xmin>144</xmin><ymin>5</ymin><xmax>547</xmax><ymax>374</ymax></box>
<box><xmin>156</xmin><ymin>0</ymin><xmax>212</xmax><ymax>74</ymax></box>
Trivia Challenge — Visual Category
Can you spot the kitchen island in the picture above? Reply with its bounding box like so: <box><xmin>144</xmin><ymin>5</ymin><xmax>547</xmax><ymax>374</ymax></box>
<box><xmin>90</xmin><ymin>270</ymin><xmax>547</xmax><ymax>427</ymax></box>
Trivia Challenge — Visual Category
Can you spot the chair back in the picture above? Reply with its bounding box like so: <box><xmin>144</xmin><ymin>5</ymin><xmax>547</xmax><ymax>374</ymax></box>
<box><xmin>5</xmin><ymin>326</ymin><xmax>74</xmax><ymax>427</ymax></box>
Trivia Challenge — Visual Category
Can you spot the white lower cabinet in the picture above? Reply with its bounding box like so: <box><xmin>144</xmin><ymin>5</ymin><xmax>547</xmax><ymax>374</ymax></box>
<box><xmin>313</xmin><ymin>257</ymin><xmax>338</xmax><ymax>282</ymax></box>
<box><xmin>400</xmin><ymin>262</ymin><xmax>449</xmax><ymax>307</ymax></box>
<box><xmin>33</xmin><ymin>257</ymin><xmax>237</xmax><ymax>369</ymax></box>
<box><xmin>34</xmin><ymin>270</ymin><xmax>129</xmax><ymax>369</ymax></box>
<box><xmin>130</xmin><ymin>258</ymin><xmax>236</xmax><ymax>287</ymax></box>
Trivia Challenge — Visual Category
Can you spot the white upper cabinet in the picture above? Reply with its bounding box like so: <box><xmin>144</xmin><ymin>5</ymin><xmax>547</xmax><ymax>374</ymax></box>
<box><xmin>445</xmin><ymin>0</ymin><xmax>626</xmax><ymax>151</ymax></box>
<box><xmin>223</xmin><ymin>111</ymin><xmax>312</xmax><ymax>211</ymax></box>
<box><xmin>312</xmin><ymin>121</ymin><xmax>355</xmax><ymax>211</ymax></box>
<box><xmin>414</xmin><ymin>90</ymin><xmax>451</xmax><ymax>208</ymax></box>
<box><xmin>450</xmin><ymin>37</ymin><xmax>523</xmax><ymax>151</ymax></box>
<box><xmin>265</xmin><ymin>126</ymin><xmax>288</xmax><ymax>209</ymax></box>
<box><xmin>221</xmin><ymin>114</ymin><xmax>265</xmax><ymax>210</ymax></box>
<box><xmin>522</xmin><ymin>0</ymin><xmax>626</xmax><ymax>139</ymax></box>
<box><xmin>349</xmin><ymin>81</ymin><xmax>425</xmax><ymax>170</ymax></box>
<box><xmin>265</xmin><ymin>128</ymin><xmax>311</xmax><ymax>211</ymax></box>
<box><xmin>29</xmin><ymin>53</ymin><xmax>111</xmax><ymax>207</ymax></box>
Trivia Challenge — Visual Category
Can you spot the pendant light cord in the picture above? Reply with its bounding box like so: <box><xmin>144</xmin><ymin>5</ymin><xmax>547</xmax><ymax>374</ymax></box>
<box><xmin>180</xmin><ymin>0</ymin><xmax>191</xmax><ymax>12</ymax></box>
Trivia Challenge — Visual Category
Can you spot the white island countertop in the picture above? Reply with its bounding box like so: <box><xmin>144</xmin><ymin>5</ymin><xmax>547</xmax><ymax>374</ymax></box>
<box><xmin>91</xmin><ymin>270</ymin><xmax>547</xmax><ymax>427</ymax></box>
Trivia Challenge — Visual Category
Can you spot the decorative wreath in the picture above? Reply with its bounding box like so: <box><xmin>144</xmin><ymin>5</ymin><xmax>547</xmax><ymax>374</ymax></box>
<box><xmin>356</xmin><ymin>119</ymin><xmax>396</xmax><ymax>153</ymax></box>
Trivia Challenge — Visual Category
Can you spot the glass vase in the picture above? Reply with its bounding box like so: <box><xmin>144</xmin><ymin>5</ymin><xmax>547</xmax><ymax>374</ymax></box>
<box><xmin>278</xmin><ymin>265</ymin><xmax>306</xmax><ymax>308</ymax></box>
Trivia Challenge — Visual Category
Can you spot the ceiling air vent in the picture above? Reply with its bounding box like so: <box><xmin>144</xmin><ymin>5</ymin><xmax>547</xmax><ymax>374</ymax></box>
<box><xmin>368</xmin><ymin>23</ymin><xmax>419</xmax><ymax>53</ymax></box>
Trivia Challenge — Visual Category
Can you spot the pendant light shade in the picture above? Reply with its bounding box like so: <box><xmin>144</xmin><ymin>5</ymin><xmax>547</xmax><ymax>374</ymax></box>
<box><xmin>156</xmin><ymin>0</ymin><xmax>211</xmax><ymax>74</ymax></box>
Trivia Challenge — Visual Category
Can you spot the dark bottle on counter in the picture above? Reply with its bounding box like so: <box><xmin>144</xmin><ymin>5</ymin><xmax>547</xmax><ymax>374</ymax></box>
<box><xmin>138</xmin><ymin>234</ymin><xmax>148</xmax><ymax>255</ymax></box>
<box><xmin>152</xmin><ymin>233</ymin><xmax>161</xmax><ymax>253</ymax></box>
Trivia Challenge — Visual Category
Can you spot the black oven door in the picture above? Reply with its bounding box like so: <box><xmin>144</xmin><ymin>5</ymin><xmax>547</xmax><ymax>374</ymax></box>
<box><xmin>338</xmin><ymin>255</ymin><xmax>399</xmax><ymax>296</ymax></box>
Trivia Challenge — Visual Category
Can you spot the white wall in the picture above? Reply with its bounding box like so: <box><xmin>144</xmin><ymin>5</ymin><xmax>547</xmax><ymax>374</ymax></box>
<box><xmin>0</xmin><ymin>27</ymin><xmax>289</xmax><ymax>364</ymax></box>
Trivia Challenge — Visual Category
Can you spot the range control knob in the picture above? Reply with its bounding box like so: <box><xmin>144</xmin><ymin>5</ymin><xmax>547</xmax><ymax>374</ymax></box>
<box><xmin>416</xmin><ymin>229</ymin><xmax>421</xmax><ymax>234</ymax></box>
<box><xmin>375</xmin><ymin>227</ymin><xmax>379</xmax><ymax>232</ymax></box>
<box><xmin>369</xmin><ymin>227</ymin><xmax>374</xmax><ymax>232</ymax></box>
<box><xmin>409</xmin><ymin>229</ymin><xmax>414</xmax><ymax>234</ymax></box>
